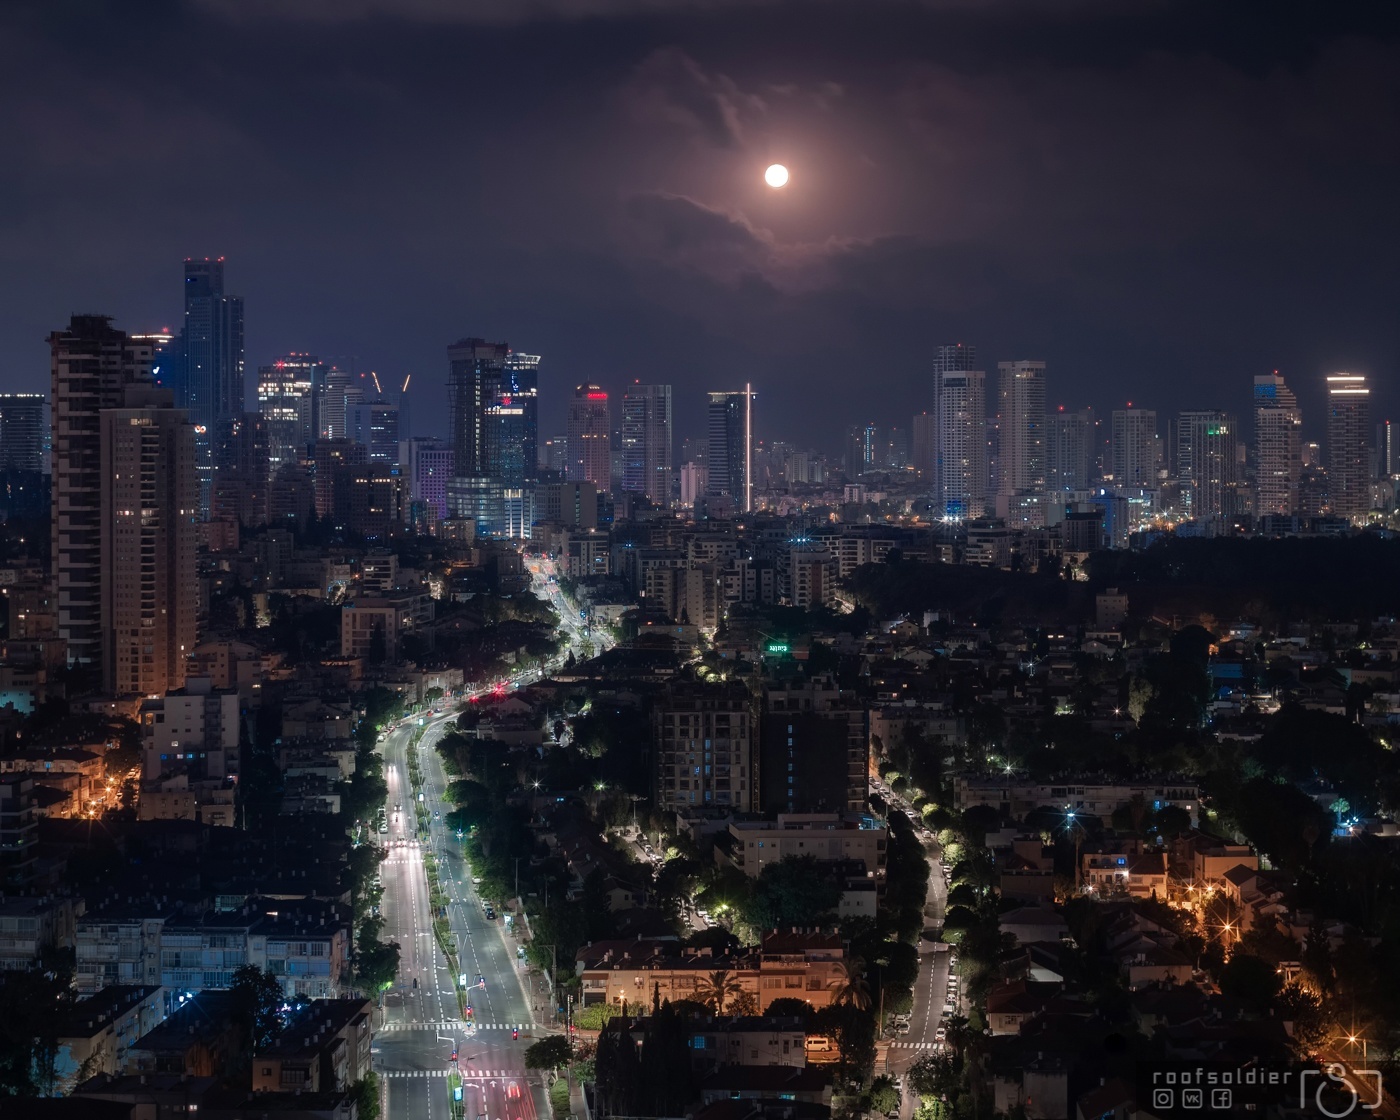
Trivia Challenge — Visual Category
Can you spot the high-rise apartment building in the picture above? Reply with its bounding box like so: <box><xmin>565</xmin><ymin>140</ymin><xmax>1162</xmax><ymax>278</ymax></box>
<box><xmin>1327</xmin><ymin>373</ymin><xmax>1371</xmax><ymax>521</ymax></box>
<box><xmin>566</xmin><ymin>383</ymin><xmax>611</xmax><ymax>489</ymax></box>
<box><xmin>100</xmin><ymin>406</ymin><xmax>198</xmax><ymax>696</ymax></box>
<box><xmin>621</xmin><ymin>384</ymin><xmax>673</xmax><ymax>506</ymax></box>
<box><xmin>1176</xmin><ymin>410</ymin><xmax>1239</xmax><ymax>520</ymax></box>
<box><xmin>996</xmin><ymin>361</ymin><xmax>1046</xmax><ymax>496</ymax></box>
<box><xmin>0</xmin><ymin>394</ymin><xmax>48</xmax><ymax>473</ymax></box>
<box><xmin>1046</xmin><ymin>407</ymin><xmax>1094</xmax><ymax>492</ymax></box>
<box><xmin>935</xmin><ymin>358</ymin><xmax>987</xmax><ymax>520</ymax></box>
<box><xmin>706</xmin><ymin>388</ymin><xmax>754</xmax><ymax>512</ymax></box>
<box><xmin>51</xmin><ymin>316</ymin><xmax>152</xmax><ymax>669</ymax></box>
<box><xmin>181</xmin><ymin>259</ymin><xmax>244</xmax><ymax>516</ymax></box>
<box><xmin>1110</xmin><ymin>408</ymin><xmax>1157</xmax><ymax>489</ymax></box>
<box><xmin>1253</xmin><ymin>373</ymin><xmax>1302</xmax><ymax>517</ymax></box>
<box><xmin>912</xmin><ymin>412</ymin><xmax>937</xmax><ymax>486</ymax></box>
<box><xmin>652</xmin><ymin>681</ymin><xmax>755</xmax><ymax>812</ymax></box>
<box><xmin>51</xmin><ymin>315</ymin><xmax>197</xmax><ymax>689</ymax></box>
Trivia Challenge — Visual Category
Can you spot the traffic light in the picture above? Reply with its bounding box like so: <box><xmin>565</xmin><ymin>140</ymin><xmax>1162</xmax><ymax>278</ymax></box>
<box><xmin>512</xmin><ymin>1028</ymin><xmax>519</xmax><ymax>1040</ymax></box>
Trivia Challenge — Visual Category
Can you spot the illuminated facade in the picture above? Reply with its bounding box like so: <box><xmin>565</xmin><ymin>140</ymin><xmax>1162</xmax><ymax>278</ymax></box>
<box><xmin>1175</xmin><ymin>409</ymin><xmax>1239</xmax><ymax>520</ymax></box>
<box><xmin>567</xmin><ymin>383</ymin><xmax>611</xmax><ymax>488</ymax></box>
<box><xmin>620</xmin><ymin>383</ymin><xmax>673</xmax><ymax>505</ymax></box>
<box><xmin>1253</xmin><ymin>373</ymin><xmax>1301</xmax><ymax>516</ymax></box>
<box><xmin>706</xmin><ymin>388</ymin><xmax>754</xmax><ymax>512</ymax></box>
<box><xmin>996</xmin><ymin>361</ymin><xmax>1046</xmax><ymax>497</ymax></box>
<box><xmin>181</xmin><ymin>259</ymin><xmax>244</xmax><ymax>517</ymax></box>
<box><xmin>935</xmin><ymin>356</ymin><xmax>987</xmax><ymax>519</ymax></box>
<box><xmin>99</xmin><ymin>407</ymin><xmax>198</xmax><ymax>697</ymax></box>
<box><xmin>1327</xmin><ymin>373</ymin><xmax>1371</xmax><ymax>521</ymax></box>
<box><xmin>257</xmin><ymin>354</ymin><xmax>325</xmax><ymax>472</ymax></box>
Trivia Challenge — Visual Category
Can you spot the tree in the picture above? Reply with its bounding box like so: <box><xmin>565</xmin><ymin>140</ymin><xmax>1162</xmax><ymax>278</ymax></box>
<box><xmin>696</xmin><ymin>970</ymin><xmax>744</xmax><ymax>1016</ymax></box>
<box><xmin>351</xmin><ymin>1073</ymin><xmax>381</xmax><ymax>1120</ymax></box>
<box><xmin>1217</xmin><ymin>952</ymin><xmax>1282</xmax><ymax>1013</ymax></box>
<box><xmin>764</xmin><ymin>997</ymin><xmax>813</xmax><ymax>1021</ymax></box>
<box><xmin>524</xmin><ymin>1035</ymin><xmax>573</xmax><ymax>1072</ymax></box>
<box><xmin>869</xmin><ymin>1074</ymin><xmax>900</xmax><ymax>1115</ymax></box>
<box><xmin>230</xmin><ymin>965</ymin><xmax>284</xmax><ymax>1051</ymax></box>
<box><xmin>828</xmin><ymin>959</ymin><xmax>872</xmax><ymax>1011</ymax></box>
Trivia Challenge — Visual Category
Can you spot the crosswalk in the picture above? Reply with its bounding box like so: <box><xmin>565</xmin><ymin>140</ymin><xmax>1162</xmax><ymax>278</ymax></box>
<box><xmin>381</xmin><ymin>1069</ymin><xmax>523</xmax><ymax>1079</ymax></box>
<box><xmin>381</xmin><ymin>1019</ymin><xmax>532</xmax><ymax>1032</ymax></box>
<box><xmin>887</xmin><ymin>1040</ymin><xmax>935</xmax><ymax>1050</ymax></box>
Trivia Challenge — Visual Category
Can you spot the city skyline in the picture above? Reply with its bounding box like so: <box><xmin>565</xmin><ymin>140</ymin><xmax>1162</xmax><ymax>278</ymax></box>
<box><xmin>1</xmin><ymin>4</ymin><xmax>1397</xmax><ymax>452</ymax></box>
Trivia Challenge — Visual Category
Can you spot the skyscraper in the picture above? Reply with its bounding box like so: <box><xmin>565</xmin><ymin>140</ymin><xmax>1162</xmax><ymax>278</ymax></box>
<box><xmin>403</xmin><ymin>437</ymin><xmax>454</xmax><ymax>522</ymax></box>
<box><xmin>1376</xmin><ymin>420</ymin><xmax>1395</xmax><ymax>480</ymax></box>
<box><xmin>995</xmin><ymin>361</ymin><xmax>1046</xmax><ymax>496</ymax></box>
<box><xmin>100</xmin><ymin>405</ymin><xmax>198</xmax><ymax>695</ymax></box>
<box><xmin>1253</xmin><ymin>373</ymin><xmax>1302</xmax><ymax>517</ymax></box>
<box><xmin>1176</xmin><ymin>410</ymin><xmax>1239</xmax><ymax>520</ymax></box>
<box><xmin>621</xmin><ymin>383</ymin><xmax>673</xmax><ymax>506</ymax></box>
<box><xmin>1110</xmin><ymin>408</ymin><xmax>1157</xmax><ymax>489</ymax></box>
<box><xmin>447</xmin><ymin>339</ymin><xmax>510</xmax><ymax>476</ymax></box>
<box><xmin>51</xmin><ymin>315</ymin><xmax>197</xmax><ymax>687</ymax></box>
<box><xmin>912</xmin><ymin>412</ymin><xmax>937</xmax><ymax>486</ymax></box>
<box><xmin>567</xmin><ymin>383</ymin><xmax>611</xmax><ymax>488</ymax></box>
<box><xmin>1327</xmin><ymin>373</ymin><xmax>1371</xmax><ymax>521</ymax></box>
<box><xmin>444</xmin><ymin>338</ymin><xmax>538</xmax><ymax>538</ymax></box>
<box><xmin>1046</xmin><ymin>407</ymin><xmax>1094</xmax><ymax>492</ymax></box>
<box><xmin>0</xmin><ymin>394</ymin><xmax>48</xmax><ymax>473</ymax></box>
<box><xmin>934</xmin><ymin>354</ymin><xmax>987</xmax><ymax>519</ymax></box>
<box><xmin>181</xmin><ymin>258</ymin><xmax>244</xmax><ymax>516</ymax></box>
<box><xmin>258</xmin><ymin>355</ymin><xmax>326</xmax><ymax>473</ymax></box>
<box><xmin>706</xmin><ymin>388</ymin><xmax>754</xmax><ymax>512</ymax></box>
<box><xmin>490</xmin><ymin>352</ymin><xmax>540</xmax><ymax>487</ymax></box>
<box><xmin>317</xmin><ymin>366</ymin><xmax>359</xmax><ymax>441</ymax></box>
<box><xmin>350</xmin><ymin>399</ymin><xmax>401</xmax><ymax>464</ymax></box>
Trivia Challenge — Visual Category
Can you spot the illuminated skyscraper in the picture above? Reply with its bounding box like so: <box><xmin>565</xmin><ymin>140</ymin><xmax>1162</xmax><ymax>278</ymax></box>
<box><xmin>706</xmin><ymin>388</ymin><xmax>754</xmax><ymax>512</ymax></box>
<box><xmin>258</xmin><ymin>354</ymin><xmax>326</xmax><ymax>472</ymax></box>
<box><xmin>181</xmin><ymin>258</ymin><xmax>244</xmax><ymax>516</ymax></box>
<box><xmin>1176</xmin><ymin>409</ymin><xmax>1239</xmax><ymax>520</ymax></box>
<box><xmin>567</xmin><ymin>383</ymin><xmax>611</xmax><ymax>488</ymax></box>
<box><xmin>51</xmin><ymin>316</ymin><xmax>197</xmax><ymax>688</ymax></box>
<box><xmin>621</xmin><ymin>383</ymin><xmax>673</xmax><ymax>506</ymax></box>
<box><xmin>100</xmin><ymin>405</ymin><xmax>198</xmax><ymax>695</ymax></box>
<box><xmin>996</xmin><ymin>361</ymin><xmax>1046</xmax><ymax>496</ymax></box>
<box><xmin>934</xmin><ymin>352</ymin><xmax>986</xmax><ymax>519</ymax></box>
<box><xmin>1327</xmin><ymin>373</ymin><xmax>1371</xmax><ymax>521</ymax></box>
<box><xmin>1253</xmin><ymin>373</ymin><xmax>1301</xmax><ymax>516</ymax></box>
<box><xmin>1110</xmin><ymin>408</ymin><xmax>1157</xmax><ymax>488</ymax></box>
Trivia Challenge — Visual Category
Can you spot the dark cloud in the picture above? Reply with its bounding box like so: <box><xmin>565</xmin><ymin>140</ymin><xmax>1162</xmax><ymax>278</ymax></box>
<box><xmin>2</xmin><ymin>0</ymin><xmax>1398</xmax><ymax>450</ymax></box>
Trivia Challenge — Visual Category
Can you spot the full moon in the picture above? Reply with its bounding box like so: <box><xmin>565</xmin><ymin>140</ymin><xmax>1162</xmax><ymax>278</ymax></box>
<box><xmin>764</xmin><ymin>163</ymin><xmax>789</xmax><ymax>188</ymax></box>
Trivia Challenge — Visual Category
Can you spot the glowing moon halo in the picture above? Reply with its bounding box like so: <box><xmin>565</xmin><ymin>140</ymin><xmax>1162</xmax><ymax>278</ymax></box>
<box><xmin>764</xmin><ymin>163</ymin><xmax>789</xmax><ymax>188</ymax></box>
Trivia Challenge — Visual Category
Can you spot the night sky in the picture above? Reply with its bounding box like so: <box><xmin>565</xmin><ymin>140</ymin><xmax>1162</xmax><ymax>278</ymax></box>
<box><xmin>4</xmin><ymin>0</ymin><xmax>1399</xmax><ymax>449</ymax></box>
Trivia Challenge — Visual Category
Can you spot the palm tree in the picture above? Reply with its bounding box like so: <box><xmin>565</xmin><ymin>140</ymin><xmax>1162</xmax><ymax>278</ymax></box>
<box><xmin>828</xmin><ymin>959</ymin><xmax>872</xmax><ymax>1011</ymax></box>
<box><xmin>697</xmin><ymin>969</ymin><xmax>744</xmax><ymax>1016</ymax></box>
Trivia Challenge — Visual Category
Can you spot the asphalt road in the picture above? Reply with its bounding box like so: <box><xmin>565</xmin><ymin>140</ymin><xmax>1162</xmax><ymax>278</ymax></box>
<box><xmin>369</xmin><ymin>556</ymin><xmax>606</xmax><ymax>1119</ymax></box>
<box><xmin>376</xmin><ymin>712</ymin><xmax>543</xmax><ymax>1120</ymax></box>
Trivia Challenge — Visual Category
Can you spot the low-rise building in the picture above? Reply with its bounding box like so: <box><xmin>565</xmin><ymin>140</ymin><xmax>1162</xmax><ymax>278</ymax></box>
<box><xmin>251</xmin><ymin>998</ymin><xmax>372</xmax><ymax>1095</ymax></box>
<box><xmin>724</xmin><ymin>814</ymin><xmax>886</xmax><ymax>880</ymax></box>
<box><xmin>54</xmin><ymin>984</ymin><xmax>165</xmax><ymax>1091</ymax></box>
